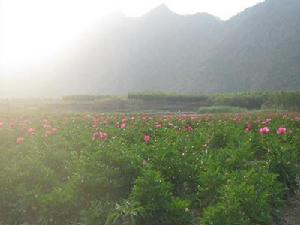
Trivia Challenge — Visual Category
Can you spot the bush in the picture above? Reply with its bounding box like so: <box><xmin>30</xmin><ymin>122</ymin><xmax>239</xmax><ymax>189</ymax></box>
<box><xmin>201</xmin><ymin>169</ymin><xmax>284</xmax><ymax>225</ymax></box>
<box><xmin>198</xmin><ymin>106</ymin><xmax>246</xmax><ymax>114</ymax></box>
<box><xmin>128</xmin><ymin>92</ymin><xmax>210</xmax><ymax>103</ymax></box>
<box><xmin>212</xmin><ymin>93</ymin><xmax>266</xmax><ymax>109</ymax></box>
<box><xmin>127</xmin><ymin>170</ymin><xmax>193</xmax><ymax>225</ymax></box>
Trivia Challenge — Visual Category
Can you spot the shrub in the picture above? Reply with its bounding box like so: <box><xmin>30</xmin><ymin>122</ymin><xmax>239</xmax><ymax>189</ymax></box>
<box><xmin>198</xmin><ymin>106</ymin><xmax>246</xmax><ymax>114</ymax></box>
<box><xmin>201</xmin><ymin>169</ymin><xmax>284</xmax><ymax>225</ymax></box>
<box><xmin>127</xmin><ymin>170</ymin><xmax>193</xmax><ymax>225</ymax></box>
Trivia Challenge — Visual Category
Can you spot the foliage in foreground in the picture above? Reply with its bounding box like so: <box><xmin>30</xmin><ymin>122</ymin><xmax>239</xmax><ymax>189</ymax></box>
<box><xmin>0</xmin><ymin>112</ymin><xmax>300</xmax><ymax>225</ymax></box>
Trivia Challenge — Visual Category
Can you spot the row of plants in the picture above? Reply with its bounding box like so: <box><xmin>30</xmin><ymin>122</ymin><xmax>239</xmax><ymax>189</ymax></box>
<box><xmin>129</xmin><ymin>91</ymin><xmax>300</xmax><ymax>110</ymax></box>
<box><xmin>128</xmin><ymin>92</ymin><xmax>210</xmax><ymax>103</ymax></box>
<box><xmin>0</xmin><ymin>112</ymin><xmax>299</xmax><ymax>224</ymax></box>
<box><xmin>211</xmin><ymin>91</ymin><xmax>300</xmax><ymax>110</ymax></box>
<box><xmin>59</xmin><ymin>92</ymin><xmax>300</xmax><ymax>112</ymax></box>
<box><xmin>197</xmin><ymin>106</ymin><xmax>247</xmax><ymax>114</ymax></box>
<box><xmin>62</xmin><ymin>95</ymin><xmax>116</xmax><ymax>102</ymax></box>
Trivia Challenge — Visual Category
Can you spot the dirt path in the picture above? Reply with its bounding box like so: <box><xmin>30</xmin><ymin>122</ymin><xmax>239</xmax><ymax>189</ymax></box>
<box><xmin>280</xmin><ymin>197</ymin><xmax>300</xmax><ymax>225</ymax></box>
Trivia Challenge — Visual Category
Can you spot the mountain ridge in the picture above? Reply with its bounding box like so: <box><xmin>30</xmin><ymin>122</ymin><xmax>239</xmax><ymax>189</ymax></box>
<box><xmin>2</xmin><ymin>0</ymin><xmax>300</xmax><ymax>97</ymax></box>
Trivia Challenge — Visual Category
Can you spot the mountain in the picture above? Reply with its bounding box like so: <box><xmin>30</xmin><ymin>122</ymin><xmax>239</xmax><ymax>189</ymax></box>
<box><xmin>204</xmin><ymin>0</ymin><xmax>300</xmax><ymax>92</ymax></box>
<box><xmin>2</xmin><ymin>0</ymin><xmax>300</xmax><ymax>97</ymax></box>
<box><xmin>54</xmin><ymin>3</ymin><xmax>222</xmax><ymax>95</ymax></box>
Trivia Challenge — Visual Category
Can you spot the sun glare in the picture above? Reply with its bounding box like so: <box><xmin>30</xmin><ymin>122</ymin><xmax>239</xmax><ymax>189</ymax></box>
<box><xmin>0</xmin><ymin>0</ymin><xmax>116</xmax><ymax>68</ymax></box>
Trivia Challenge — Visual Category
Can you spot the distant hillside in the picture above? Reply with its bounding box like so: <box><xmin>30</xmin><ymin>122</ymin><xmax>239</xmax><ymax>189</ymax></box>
<box><xmin>204</xmin><ymin>0</ymin><xmax>300</xmax><ymax>92</ymax></box>
<box><xmin>2</xmin><ymin>0</ymin><xmax>300</xmax><ymax>97</ymax></box>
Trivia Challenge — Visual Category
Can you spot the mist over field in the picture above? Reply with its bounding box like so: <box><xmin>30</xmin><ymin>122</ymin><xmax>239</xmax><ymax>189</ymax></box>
<box><xmin>1</xmin><ymin>0</ymin><xmax>300</xmax><ymax>97</ymax></box>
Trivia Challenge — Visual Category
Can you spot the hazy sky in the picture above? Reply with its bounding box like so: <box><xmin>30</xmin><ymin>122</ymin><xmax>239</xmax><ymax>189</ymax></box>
<box><xmin>0</xmin><ymin>0</ymin><xmax>264</xmax><ymax>67</ymax></box>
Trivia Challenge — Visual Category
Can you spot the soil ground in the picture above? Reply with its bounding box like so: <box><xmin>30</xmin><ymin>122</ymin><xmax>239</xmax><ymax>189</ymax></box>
<box><xmin>280</xmin><ymin>196</ymin><xmax>300</xmax><ymax>225</ymax></box>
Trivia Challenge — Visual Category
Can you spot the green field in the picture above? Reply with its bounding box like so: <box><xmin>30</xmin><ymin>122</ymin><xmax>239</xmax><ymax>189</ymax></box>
<box><xmin>0</xmin><ymin>112</ymin><xmax>300</xmax><ymax>225</ymax></box>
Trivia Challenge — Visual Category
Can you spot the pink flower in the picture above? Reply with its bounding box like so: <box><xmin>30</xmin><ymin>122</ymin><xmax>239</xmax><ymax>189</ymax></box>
<box><xmin>144</xmin><ymin>134</ymin><xmax>151</xmax><ymax>143</ymax></box>
<box><xmin>277</xmin><ymin>127</ymin><xmax>287</xmax><ymax>135</ymax></box>
<box><xmin>92</xmin><ymin>118</ymin><xmax>100</xmax><ymax>128</ymax></box>
<box><xmin>45</xmin><ymin>128</ymin><xmax>58</xmax><ymax>137</ymax></box>
<box><xmin>0</xmin><ymin>121</ymin><xmax>3</xmax><ymax>128</ymax></box>
<box><xmin>186</xmin><ymin>126</ymin><xmax>193</xmax><ymax>132</ymax></box>
<box><xmin>262</xmin><ymin>118</ymin><xmax>272</xmax><ymax>126</ymax></box>
<box><xmin>233</xmin><ymin>116</ymin><xmax>242</xmax><ymax>123</ymax></box>
<box><xmin>43</xmin><ymin>124</ymin><xmax>51</xmax><ymax>129</ymax></box>
<box><xmin>93</xmin><ymin>132</ymin><xmax>100</xmax><ymax>141</ymax></box>
<box><xmin>244</xmin><ymin>123</ymin><xmax>252</xmax><ymax>132</ymax></box>
<box><xmin>16</xmin><ymin>137</ymin><xmax>24</xmax><ymax>144</ymax></box>
<box><xmin>245</xmin><ymin>127</ymin><xmax>251</xmax><ymax>132</ymax></box>
<box><xmin>155</xmin><ymin>124</ymin><xmax>162</xmax><ymax>129</ymax></box>
<box><xmin>92</xmin><ymin>132</ymin><xmax>98</xmax><ymax>141</ymax></box>
<box><xmin>259</xmin><ymin>127</ymin><xmax>270</xmax><ymax>135</ymax></box>
<box><xmin>27</xmin><ymin>128</ymin><xmax>36</xmax><ymax>135</ymax></box>
<box><xmin>45</xmin><ymin>130</ymin><xmax>53</xmax><ymax>137</ymax></box>
<box><xmin>92</xmin><ymin>131</ymin><xmax>108</xmax><ymax>141</ymax></box>
<box><xmin>99</xmin><ymin>132</ymin><xmax>108</xmax><ymax>141</ymax></box>
<box><xmin>120</xmin><ymin>123</ymin><xmax>126</xmax><ymax>129</ymax></box>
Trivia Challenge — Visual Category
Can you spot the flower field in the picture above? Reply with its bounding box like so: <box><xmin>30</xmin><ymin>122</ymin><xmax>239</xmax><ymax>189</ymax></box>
<box><xmin>0</xmin><ymin>112</ymin><xmax>300</xmax><ymax>225</ymax></box>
